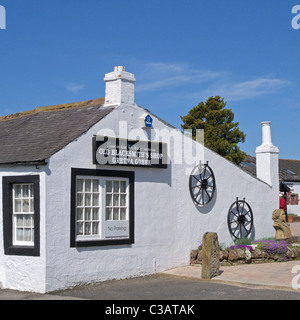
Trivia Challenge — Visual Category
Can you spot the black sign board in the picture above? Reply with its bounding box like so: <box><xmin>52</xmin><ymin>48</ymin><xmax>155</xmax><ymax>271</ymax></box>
<box><xmin>93</xmin><ymin>136</ymin><xmax>168</xmax><ymax>168</ymax></box>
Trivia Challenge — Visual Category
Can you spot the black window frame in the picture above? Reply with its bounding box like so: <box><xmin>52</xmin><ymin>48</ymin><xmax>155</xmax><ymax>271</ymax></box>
<box><xmin>70</xmin><ymin>168</ymin><xmax>135</xmax><ymax>248</ymax></box>
<box><xmin>2</xmin><ymin>175</ymin><xmax>40</xmax><ymax>256</ymax></box>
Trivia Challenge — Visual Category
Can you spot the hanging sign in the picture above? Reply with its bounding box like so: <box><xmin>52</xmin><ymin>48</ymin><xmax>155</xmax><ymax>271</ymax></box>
<box><xmin>93</xmin><ymin>136</ymin><xmax>168</xmax><ymax>168</ymax></box>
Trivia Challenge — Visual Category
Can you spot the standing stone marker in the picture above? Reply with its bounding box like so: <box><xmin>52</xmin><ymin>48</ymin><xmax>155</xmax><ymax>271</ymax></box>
<box><xmin>201</xmin><ymin>232</ymin><xmax>220</xmax><ymax>279</ymax></box>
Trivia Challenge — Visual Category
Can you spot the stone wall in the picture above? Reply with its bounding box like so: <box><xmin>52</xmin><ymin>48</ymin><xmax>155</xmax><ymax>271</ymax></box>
<box><xmin>191</xmin><ymin>245</ymin><xmax>300</xmax><ymax>266</ymax></box>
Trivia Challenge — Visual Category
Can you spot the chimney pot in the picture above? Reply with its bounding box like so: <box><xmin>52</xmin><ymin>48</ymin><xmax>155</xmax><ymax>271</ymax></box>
<box><xmin>114</xmin><ymin>66</ymin><xmax>125</xmax><ymax>72</ymax></box>
<box><xmin>255</xmin><ymin>121</ymin><xmax>279</xmax><ymax>154</ymax></box>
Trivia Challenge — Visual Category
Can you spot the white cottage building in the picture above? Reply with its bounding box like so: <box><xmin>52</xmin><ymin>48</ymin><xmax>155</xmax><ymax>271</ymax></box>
<box><xmin>0</xmin><ymin>67</ymin><xmax>280</xmax><ymax>293</ymax></box>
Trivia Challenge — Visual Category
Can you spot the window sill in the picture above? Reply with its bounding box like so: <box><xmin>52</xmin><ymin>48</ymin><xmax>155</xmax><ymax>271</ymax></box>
<box><xmin>72</xmin><ymin>237</ymin><xmax>134</xmax><ymax>248</ymax></box>
<box><xmin>4</xmin><ymin>245</ymin><xmax>40</xmax><ymax>256</ymax></box>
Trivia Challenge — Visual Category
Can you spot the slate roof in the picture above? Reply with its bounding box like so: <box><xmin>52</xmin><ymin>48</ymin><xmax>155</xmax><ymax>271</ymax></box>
<box><xmin>240</xmin><ymin>155</ymin><xmax>300</xmax><ymax>183</ymax></box>
<box><xmin>279</xmin><ymin>159</ymin><xmax>300</xmax><ymax>181</ymax></box>
<box><xmin>0</xmin><ymin>98</ymin><xmax>114</xmax><ymax>165</ymax></box>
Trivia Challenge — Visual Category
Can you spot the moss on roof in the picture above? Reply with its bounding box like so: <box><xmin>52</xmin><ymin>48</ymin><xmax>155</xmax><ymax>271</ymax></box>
<box><xmin>0</xmin><ymin>98</ymin><xmax>105</xmax><ymax>122</ymax></box>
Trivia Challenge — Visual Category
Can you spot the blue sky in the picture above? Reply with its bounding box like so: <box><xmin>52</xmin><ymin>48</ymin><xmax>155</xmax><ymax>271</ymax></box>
<box><xmin>0</xmin><ymin>0</ymin><xmax>299</xmax><ymax>159</ymax></box>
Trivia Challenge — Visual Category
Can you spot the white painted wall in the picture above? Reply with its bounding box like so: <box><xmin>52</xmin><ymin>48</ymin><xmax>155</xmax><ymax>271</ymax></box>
<box><xmin>43</xmin><ymin>103</ymin><xmax>278</xmax><ymax>292</ymax></box>
<box><xmin>0</xmin><ymin>167</ymin><xmax>46</xmax><ymax>293</ymax></box>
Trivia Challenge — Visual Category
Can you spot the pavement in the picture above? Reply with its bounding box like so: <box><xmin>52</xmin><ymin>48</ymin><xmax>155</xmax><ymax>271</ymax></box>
<box><xmin>161</xmin><ymin>222</ymin><xmax>300</xmax><ymax>292</ymax></box>
<box><xmin>161</xmin><ymin>260</ymin><xmax>300</xmax><ymax>292</ymax></box>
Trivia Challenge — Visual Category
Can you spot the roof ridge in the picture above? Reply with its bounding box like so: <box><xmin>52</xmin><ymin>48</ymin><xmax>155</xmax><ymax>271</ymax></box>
<box><xmin>279</xmin><ymin>158</ymin><xmax>300</xmax><ymax>162</ymax></box>
<box><xmin>245</xmin><ymin>155</ymin><xmax>300</xmax><ymax>162</ymax></box>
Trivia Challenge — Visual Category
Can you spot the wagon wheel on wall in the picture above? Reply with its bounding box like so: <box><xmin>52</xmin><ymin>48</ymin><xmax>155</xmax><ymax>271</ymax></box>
<box><xmin>189</xmin><ymin>161</ymin><xmax>216</xmax><ymax>206</ymax></box>
<box><xmin>227</xmin><ymin>198</ymin><xmax>254</xmax><ymax>240</ymax></box>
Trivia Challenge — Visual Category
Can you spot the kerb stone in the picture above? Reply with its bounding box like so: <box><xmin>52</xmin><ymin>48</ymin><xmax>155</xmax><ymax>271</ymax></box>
<box><xmin>201</xmin><ymin>232</ymin><xmax>220</xmax><ymax>279</ymax></box>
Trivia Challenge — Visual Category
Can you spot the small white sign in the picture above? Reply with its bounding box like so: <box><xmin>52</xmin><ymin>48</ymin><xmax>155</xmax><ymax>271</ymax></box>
<box><xmin>104</xmin><ymin>221</ymin><xmax>129</xmax><ymax>239</ymax></box>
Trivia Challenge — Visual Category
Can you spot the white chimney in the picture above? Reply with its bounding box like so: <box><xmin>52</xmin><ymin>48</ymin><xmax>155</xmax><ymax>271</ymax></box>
<box><xmin>104</xmin><ymin>66</ymin><xmax>136</xmax><ymax>107</ymax></box>
<box><xmin>255</xmin><ymin>121</ymin><xmax>279</xmax><ymax>186</ymax></box>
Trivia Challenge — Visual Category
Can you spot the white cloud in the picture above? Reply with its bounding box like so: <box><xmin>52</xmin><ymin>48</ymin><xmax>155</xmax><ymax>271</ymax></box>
<box><xmin>135</xmin><ymin>62</ymin><xmax>225</xmax><ymax>93</ymax></box>
<box><xmin>201</xmin><ymin>77</ymin><xmax>290</xmax><ymax>101</ymax></box>
<box><xmin>135</xmin><ymin>62</ymin><xmax>290</xmax><ymax>102</ymax></box>
<box><xmin>65</xmin><ymin>83</ymin><xmax>85</xmax><ymax>93</ymax></box>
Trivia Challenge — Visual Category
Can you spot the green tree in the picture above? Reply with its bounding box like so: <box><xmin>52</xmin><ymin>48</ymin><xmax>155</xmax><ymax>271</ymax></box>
<box><xmin>181</xmin><ymin>96</ymin><xmax>246</xmax><ymax>165</ymax></box>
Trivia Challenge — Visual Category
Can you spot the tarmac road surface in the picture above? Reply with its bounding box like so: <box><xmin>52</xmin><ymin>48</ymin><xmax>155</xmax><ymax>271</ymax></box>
<box><xmin>0</xmin><ymin>273</ymin><xmax>300</xmax><ymax>300</ymax></box>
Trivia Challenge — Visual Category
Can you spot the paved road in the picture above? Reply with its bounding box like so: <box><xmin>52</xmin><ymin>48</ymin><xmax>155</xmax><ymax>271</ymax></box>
<box><xmin>54</xmin><ymin>274</ymin><xmax>300</xmax><ymax>300</ymax></box>
<box><xmin>1</xmin><ymin>273</ymin><xmax>300</xmax><ymax>300</ymax></box>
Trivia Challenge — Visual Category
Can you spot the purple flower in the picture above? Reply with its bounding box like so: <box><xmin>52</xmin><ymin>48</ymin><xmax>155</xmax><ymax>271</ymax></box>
<box><xmin>251</xmin><ymin>239</ymin><xmax>289</xmax><ymax>260</ymax></box>
<box><xmin>262</xmin><ymin>240</ymin><xmax>288</xmax><ymax>255</ymax></box>
<box><xmin>230</xmin><ymin>245</ymin><xmax>253</xmax><ymax>252</ymax></box>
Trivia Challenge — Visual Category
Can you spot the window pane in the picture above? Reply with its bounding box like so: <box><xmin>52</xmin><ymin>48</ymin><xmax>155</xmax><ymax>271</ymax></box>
<box><xmin>77</xmin><ymin>222</ymin><xmax>83</xmax><ymax>235</ymax></box>
<box><xmin>85</xmin><ymin>179</ymin><xmax>92</xmax><ymax>192</ymax></box>
<box><xmin>85</xmin><ymin>222</ymin><xmax>91</xmax><ymax>235</ymax></box>
<box><xmin>113</xmin><ymin>181</ymin><xmax>119</xmax><ymax>192</ymax></box>
<box><xmin>113</xmin><ymin>208</ymin><xmax>119</xmax><ymax>220</ymax></box>
<box><xmin>24</xmin><ymin>229</ymin><xmax>32</xmax><ymax>241</ymax></box>
<box><xmin>77</xmin><ymin>179</ymin><xmax>84</xmax><ymax>192</ymax></box>
<box><xmin>77</xmin><ymin>208</ymin><xmax>84</xmax><ymax>221</ymax></box>
<box><xmin>13</xmin><ymin>183</ymin><xmax>35</xmax><ymax>245</ymax></box>
<box><xmin>75</xmin><ymin>176</ymin><xmax>130</xmax><ymax>240</ymax></box>
<box><xmin>23</xmin><ymin>185</ymin><xmax>29</xmax><ymax>198</ymax></box>
<box><xmin>106</xmin><ymin>180</ymin><xmax>112</xmax><ymax>192</ymax></box>
<box><xmin>14</xmin><ymin>185</ymin><xmax>22</xmax><ymax>198</ymax></box>
<box><xmin>92</xmin><ymin>180</ymin><xmax>99</xmax><ymax>192</ymax></box>
<box><xmin>85</xmin><ymin>194</ymin><xmax>91</xmax><ymax>206</ymax></box>
<box><xmin>120</xmin><ymin>194</ymin><xmax>126</xmax><ymax>207</ymax></box>
<box><xmin>77</xmin><ymin>194</ymin><xmax>84</xmax><ymax>207</ymax></box>
<box><xmin>120</xmin><ymin>208</ymin><xmax>126</xmax><ymax>220</ymax></box>
<box><xmin>15</xmin><ymin>199</ymin><xmax>22</xmax><ymax>212</ymax></box>
<box><xmin>92</xmin><ymin>208</ymin><xmax>99</xmax><ymax>220</ymax></box>
<box><xmin>22</xmin><ymin>199</ymin><xmax>30</xmax><ymax>212</ymax></box>
<box><xmin>106</xmin><ymin>208</ymin><xmax>112</xmax><ymax>220</ymax></box>
<box><xmin>75</xmin><ymin>177</ymin><xmax>101</xmax><ymax>239</ymax></box>
<box><xmin>106</xmin><ymin>194</ymin><xmax>112</xmax><ymax>206</ymax></box>
<box><xmin>92</xmin><ymin>222</ymin><xmax>99</xmax><ymax>235</ymax></box>
<box><xmin>29</xmin><ymin>199</ymin><xmax>34</xmax><ymax>212</ymax></box>
<box><xmin>120</xmin><ymin>181</ymin><xmax>126</xmax><ymax>193</ymax></box>
<box><xmin>24</xmin><ymin>215</ymin><xmax>32</xmax><ymax>227</ymax></box>
<box><xmin>93</xmin><ymin>194</ymin><xmax>99</xmax><ymax>206</ymax></box>
<box><xmin>16</xmin><ymin>228</ymin><xmax>23</xmax><ymax>241</ymax></box>
<box><xmin>113</xmin><ymin>194</ymin><xmax>119</xmax><ymax>206</ymax></box>
<box><xmin>29</xmin><ymin>184</ymin><xmax>34</xmax><ymax>197</ymax></box>
<box><xmin>16</xmin><ymin>215</ymin><xmax>23</xmax><ymax>227</ymax></box>
<box><xmin>85</xmin><ymin>208</ymin><xmax>91</xmax><ymax>221</ymax></box>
